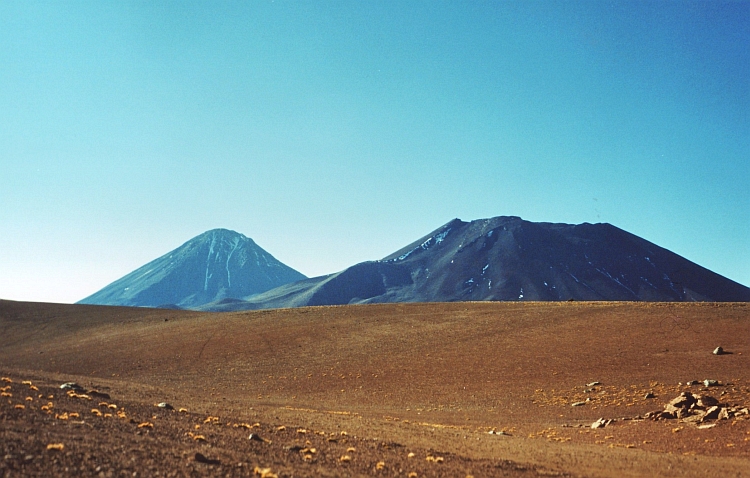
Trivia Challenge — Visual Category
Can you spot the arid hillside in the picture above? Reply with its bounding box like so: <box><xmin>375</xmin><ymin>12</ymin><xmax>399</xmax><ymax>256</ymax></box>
<box><xmin>1</xmin><ymin>300</ymin><xmax>749</xmax><ymax>477</ymax></box>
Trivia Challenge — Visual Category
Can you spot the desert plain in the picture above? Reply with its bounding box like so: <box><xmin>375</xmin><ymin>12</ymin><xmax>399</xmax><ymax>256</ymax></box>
<box><xmin>1</xmin><ymin>299</ymin><xmax>749</xmax><ymax>477</ymax></box>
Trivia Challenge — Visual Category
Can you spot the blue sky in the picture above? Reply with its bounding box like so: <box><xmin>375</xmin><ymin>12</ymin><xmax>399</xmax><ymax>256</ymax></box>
<box><xmin>1</xmin><ymin>1</ymin><xmax>748</xmax><ymax>303</ymax></box>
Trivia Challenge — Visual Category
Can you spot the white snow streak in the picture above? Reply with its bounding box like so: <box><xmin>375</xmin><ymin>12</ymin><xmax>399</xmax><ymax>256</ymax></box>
<box><xmin>137</xmin><ymin>269</ymin><xmax>153</xmax><ymax>279</ymax></box>
<box><xmin>205</xmin><ymin>232</ymin><xmax>216</xmax><ymax>291</ymax></box>
<box><xmin>225</xmin><ymin>236</ymin><xmax>240</xmax><ymax>288</ymax></box>
<box><xmin>434</xmin><ymin>229</ymin><xmax>450</xmax><ymax>244</ymax></box>
<box><xmin>595</xmin><ymin>267</ymin><xmax>637</xmax><ymax>297</ymax></box>
<box><xmin>396</xmin><ymin>228</ymin><xmax>452</xmax><ymax>261</ymax></box>
<box><xmin>641</xmin><ymin>277</ymin><xmax>657</xmax><ymax>289</ymax></box>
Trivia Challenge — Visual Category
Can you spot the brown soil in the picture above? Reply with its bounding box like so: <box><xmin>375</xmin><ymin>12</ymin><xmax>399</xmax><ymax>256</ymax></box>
<box><xmin>1</xmin><ymin>300</ymin><xmax>749</xmax><ymax>477</ymax></box>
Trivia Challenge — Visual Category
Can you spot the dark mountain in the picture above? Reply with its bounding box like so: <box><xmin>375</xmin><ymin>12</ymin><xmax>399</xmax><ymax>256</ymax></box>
<box><xmin>201</xmin><ymin>216</ymin><xmax>750</xmax><ymax>311</ymax></box>
<box><xmin>78</xmin><ymin>229</ymin><xmax>306</xmax><ymax>309</ymax></box>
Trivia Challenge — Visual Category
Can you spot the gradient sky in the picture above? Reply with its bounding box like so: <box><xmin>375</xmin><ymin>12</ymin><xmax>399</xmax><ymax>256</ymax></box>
<box><xmin>1</xmin><ymin>1</ymin><xmax>748</xmax><ymax>304</ymax></box>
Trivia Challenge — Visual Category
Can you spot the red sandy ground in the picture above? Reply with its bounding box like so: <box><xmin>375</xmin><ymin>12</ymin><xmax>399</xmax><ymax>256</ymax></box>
<box><xmin>1</xmin><ymin>300</ymin><xmax>749</xmax><ymax>477</ymax></box>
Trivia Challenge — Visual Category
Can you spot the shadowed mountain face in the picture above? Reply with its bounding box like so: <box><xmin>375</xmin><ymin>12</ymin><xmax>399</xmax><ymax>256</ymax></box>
<box><xmin>202</xmin><ymin>217</ymin><xmax>750</xmax><ymax>311</ymax></box>
<box><xmin>78</xmin><ymin>229</ymin><xmax>306</xmax><ymax>309</ymax></box>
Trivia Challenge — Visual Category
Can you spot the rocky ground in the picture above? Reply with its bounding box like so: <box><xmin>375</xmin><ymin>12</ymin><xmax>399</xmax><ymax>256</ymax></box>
<box><xmin>1</xmin><ymin>300</ymin><xmax>749</xmax><ymax>477</ymax></box>
<box><xmin>0</xmin><ymin>374</ymin><xmax>547</xmax><ymax>477</ymax></box>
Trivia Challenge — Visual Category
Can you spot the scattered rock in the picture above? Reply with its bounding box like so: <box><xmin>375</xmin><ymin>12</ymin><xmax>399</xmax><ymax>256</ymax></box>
<box><xmin>249</xmin><ymin>433</ymin><xmax>270</xmax><ymax>443</ymax></box>
<box><xmin>713</xmin><ymin>346</ymin><xmax>724</xmax><ymax>355</ymax></box>
<box><xmin>686</xmin><ymin>380</ymin><xmax>700</xmax><ymax>386</ymax></box>
<box><xmin>590</xmin><ymin>418</ymin><xmax>611</xmax><ymax>429</ymax></box>
<box><xmin>703</xmin><ymin>406</ymin><xmax>721</xmax><ymax>420</ymax></box>
<box><xmin>586</xmin><ymin>382</ymin><xmax>601</xmax><ymax>387</ymax></box>
<box><xmin>647</xmin><ymin>391</ymin><xmax>742</xmax><ymax>425</ymax></box>
<box><xmin>194</xmin><ymin>453</ymin><xmax>220</xmax><ymax>465</ymax></box>
<box><xmin>156</xmin><ymin>402</ymin><xmax>174</xmax><ymax>410</ymax></box>
<box><xmin>644</xmin><ymin>392</ymin><xmax>656</xmax><ymax>399</ymax></box>
<box><xmin>60</xmin><ymin>383</ymin><xmax>85</xmax><ymax>392</ymax></box>
<box><xmin>704</xmin><ymin>379</ymin><xmax>719</xmax><ymax>387</ymax></box>
<box><xmin>667</xmin><ymin>392</ymin><xmax>697</xmax><ymax>410</ymax></box>
<box><xmin>571</xmin><ymin>401</ymin><xmax>586</xmax><ymax>407</ymax></box>
<box><xmin>681</xmin><ymin>414</ymin><xmax>705</xmax><ymax>424</ymax></box>
<box><xmin>696</xmin><ymin>395</ymin><xmax>719</xmax><ymax>408</ymax></box>
<box><xmin>488</xmin><ymin>429</ymin><xmax>510</xmax><ymax>436</ymax></box>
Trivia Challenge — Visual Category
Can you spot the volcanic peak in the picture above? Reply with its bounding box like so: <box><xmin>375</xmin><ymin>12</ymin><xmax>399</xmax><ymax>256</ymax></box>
<box><xmin>203</xmin><ymin>215</ymin><xmax>750</xmax><ymax>311</ymax></box>
<box><xmin>78</xmin><ymin>228</ymin><xmax>306</xmax><ymax>309</ymax></box>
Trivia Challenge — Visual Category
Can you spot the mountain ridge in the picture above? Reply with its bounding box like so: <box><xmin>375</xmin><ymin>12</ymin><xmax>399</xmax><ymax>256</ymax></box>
<box><xmin>198</xmin><ymin>216</ymin><xmax>749</xmax><ymax>311</ymax></box>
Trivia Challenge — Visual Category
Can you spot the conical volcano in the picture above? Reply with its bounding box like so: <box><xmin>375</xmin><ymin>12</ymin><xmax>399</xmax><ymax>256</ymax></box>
<box><xmin>78</xmin><ymin>229</ymin><xmax>306</xmax><ymax>309</ymax></box>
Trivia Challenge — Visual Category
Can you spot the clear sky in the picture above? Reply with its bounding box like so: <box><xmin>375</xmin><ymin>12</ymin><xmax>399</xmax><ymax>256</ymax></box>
<box><xmin>1</xmin><ymin>1</ymin><xmax>748</xmax><ymax>303</ymax></box>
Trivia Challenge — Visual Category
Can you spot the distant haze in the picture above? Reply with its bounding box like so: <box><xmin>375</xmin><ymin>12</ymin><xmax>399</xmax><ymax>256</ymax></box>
<box><xmin>1</xmin><ymin>2</ymin><xmax>747</xmax><ymax>303</ymax></box>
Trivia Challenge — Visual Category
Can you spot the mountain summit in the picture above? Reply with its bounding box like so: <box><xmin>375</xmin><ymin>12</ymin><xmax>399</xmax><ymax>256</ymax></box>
<box><xmin>78</xmin><ymin>229</ymin><xmax>306</xmax><ymax>309</ymax></box>
<box><xmin>202</xmin><ymin>216</ymin><xmax>750</xmax><ymax>311</ymax></box>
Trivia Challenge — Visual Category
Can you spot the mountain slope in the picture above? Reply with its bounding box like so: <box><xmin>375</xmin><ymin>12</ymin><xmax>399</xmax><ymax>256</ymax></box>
<box><xmin>201</xmin><ymin>216</ymin><xmax>750</xmax><ymax>311</ymax></box>
<box><xmin>78</xmin><ymin>229</ymin><xmax>306</xmax><ymax>309</ymax></box>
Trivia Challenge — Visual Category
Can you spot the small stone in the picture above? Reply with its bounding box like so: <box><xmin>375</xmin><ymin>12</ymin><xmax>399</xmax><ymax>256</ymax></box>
<box><xmin>248</xmin><ymin>433</ymin><xmax>268</xmax><ymax>443</ymax></box>
<box><xmin>686</xmin><ymin>380</ymin><xmax>700</xmax><ymax>386</ymax></box>
<box><xmin>644</xmin><ymin>392</ymin><xmax>655</xmax><ymax>399</ymax></box>
<box><xmin>703</xmin><ymin>406</ymin><xmax>721</xmax><ymax>420</ymax></box>
<box><xmin>681</xmin><ymin>413</ymin><xmax>705</xmax><ymax>424</ymax></box>
<box><xmin>668</xmin><ymin>392</ymin><xmax>696</xmax><ymax>410</ymax></box>
<box><xmin>194</xmin><ymin>453</ymin><xmax>220</xmax><ymax>465</ymax></box>
<box><xmin>696</xmin><ymin>395</ymin><xmax>719</xmax><ymax>408</ymax></box>
<box><xmin>718</xmin><ymin>408</ymin><xmax>730</xmax><ymax>420</ymax></box>
<box><xmin>591</xmin><ymin>418</ymin><xmax>610</xmax><ymax>429</ymax></box>
<box><xmin>586</xmin><ymin>382</ymin><xmax>601</xmax><ymax>387</ymax></box>
<box><xmin>657</xmin><ymin>411</ymin><xmax>676</xmax><ymax>420</ymax></box>
<box><xmin>704</xmin><ymin>379</ymin><xmax>719</xmax><ymax>387</ymax></box>
<box><xmin>60</xmin><ymin>383</ymin><xmax>85</xmax><ymax>392</ymax></box>
<box><xmin>712</xmin><ymin>347</ymin><xmax>724</xmax><ymax>355</ymax></box>
<box><xmin>156</xmin><ymin>402</ymin><xmax>174</xmax><ymax>410</ymax></box>
<box><xmin>571</xmin><ymin>401</ymin><xmax>586</xmax><ymax>407</ymax></box>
